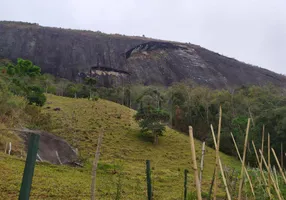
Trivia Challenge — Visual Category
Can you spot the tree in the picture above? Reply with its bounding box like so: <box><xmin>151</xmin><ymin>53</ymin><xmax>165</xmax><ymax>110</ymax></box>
<box><xmin>65</xmin><ymin>83</ymin><xmax>82</xmax><ymax>98</ymax></box>
<box><xmin>134</xmin><ymin>102</ymin><xmax>169</xmax><ymax>145</ymax></box>
<box><xmin>84</xmin><ymin>77</ymin><xmax>97</xmax><ymax>100</ymax></box>
<box><xmin>6</xmin><ymin>58</ymin><xmax>41</xmax><ymax>77</ymax></box>
<box><xmin>27</xmin><ymin>85</ymin><xmax>46</xmax><ymax>106</ymax></box>
<box><xmin>40</xmin><ymin>73</ymin><xmax>55</xmax><ymax>93</ymax></box>
<box><xmin>1</xmin><ymin>58</ymin><xmax>46</xmax><ymax>106</ymax></box>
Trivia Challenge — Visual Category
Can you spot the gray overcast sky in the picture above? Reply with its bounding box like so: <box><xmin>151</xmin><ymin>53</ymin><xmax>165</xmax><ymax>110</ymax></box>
<box><xmin>1</xmin><ymin>0</ymin><xmax>286</xmax><ymax>74</ymax></box>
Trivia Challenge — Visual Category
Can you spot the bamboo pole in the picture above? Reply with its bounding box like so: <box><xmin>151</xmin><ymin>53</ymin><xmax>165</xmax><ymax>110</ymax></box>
<box><xmin>91</xmin><ymin>132</ymin><xmax>104</xmax><ymax>200</ymax></box>
<box><xmin>4</xmin><ymin>142</ymin><xmax>7</xmax><ymax>154</ymax></box>
<box><xmin>189</xmin><ymin>126</ymin><xmax>202</xmax><ymax>200</ymax></box>
<box><xmin>273</xmin><ymin>166</ymin><xmax>280</xmax><ymax>191</ymax></box>
<box><xmin>260</xmin><ymin>125</ymin><xmax>265</xmax><ymax>166</ymax></box>
<box><xmin>260</xmin><ymin>149</ymin><xmax>283</xmax><ymax>200</ymax></box>
<box><xmin>208</xmin><ymin>168</ymin><xmax>216</xmax><ymax>200</ymax></box>
<box><xmin>281</xmin><ymin>143</ymin><xmax>284</xmax><ymax>169</ymax></box>
<box><xmin>184</xmin><ymin>169</ymin><xmax>188</xmax><ymax>200</ymax></box>
<box><xmin>271</xmin><ymin>148</ymin><xmax>286</xmax><ymax>184</ymax></box>
<box><xmin>251</xmin><ymin>141</ymin><xmax>272</xmax><ymax>198</ymax></box>
<box><xmin>146</xmin><ymin>160</ymin><xmax>152</xmax><ymax>200</ymax></box>
<box><xmin>200</xmin><ymin>141</ymin><xmax>206</xmax><ymax>186</ymax></box>
<box><xmin>268</xmin><ymin>133</ymin><xmax>271</xmax><ymax>190</ymax></box>
<box><xmin>230</xmin><ymin>133</ymin><xmax>255</xmax><ymax>198</ymax></box>
<box><xmin>214</xmin><ymin>106</ymin><xmax>222</xmax><ymax>200</ymax></box>
<box><xmin>8</xmin><ymin>142</ymin><xmax>11</xmax><ymax>155</ymax></box>
<box><xmin>238</xmin><ymin>118</ymin><xmax>251</xmax><ymax>200</ymax></box>
<box><xmin>210</xmin><ymin>125</ymin><xmax>232</xmax><ymax>200</ymax></box>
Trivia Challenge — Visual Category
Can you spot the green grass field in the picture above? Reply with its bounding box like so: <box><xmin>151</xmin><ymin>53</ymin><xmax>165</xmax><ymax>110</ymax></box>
<box><xmin>0</xmin><ymin>94</ymin><xmax>240</xmax><ymax>199</ymax></box>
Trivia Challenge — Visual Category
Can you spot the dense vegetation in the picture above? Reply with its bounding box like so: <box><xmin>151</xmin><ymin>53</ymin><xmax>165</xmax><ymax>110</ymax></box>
<box><xmin>93</xmin><ymin>81</ymin><xmax>286</xmax><ymax>168</ymax></box>
<box><xmin>2</xmin><ymin>58</ymin><xmax>286</xmax><ymax>167</ymax></box>
<box><xmin>0</xmin><ymin>94</ymin><xmax>241</xmax><ymax>199</ymax></box>
<box><xmin>2</xmin><ymin>58</ymin><xmax>286</xmax><ymax>199</ymax></box>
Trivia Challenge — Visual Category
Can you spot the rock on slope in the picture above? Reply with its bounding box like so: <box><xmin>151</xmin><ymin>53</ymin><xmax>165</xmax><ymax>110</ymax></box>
<box><xmin>0</xmin><ymin>21</ymin><xmax>285</xmax><ymax>88</ymax></box>
<box><xmin>18</xmin><ymin>129</ymin><xmax>78</xmax><ymax>165</ymax></box>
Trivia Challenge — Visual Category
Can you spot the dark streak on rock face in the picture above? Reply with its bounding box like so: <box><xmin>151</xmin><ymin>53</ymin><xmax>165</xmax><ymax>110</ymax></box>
<box><xmin>0</xmin><ymin>21</ymin><xmax>286</xmax><ymax>89</ymax></box>
<box><xmin>125</xmin><ymin>41</ymin><xmax>187</xmax><ymax>59</ymax></box>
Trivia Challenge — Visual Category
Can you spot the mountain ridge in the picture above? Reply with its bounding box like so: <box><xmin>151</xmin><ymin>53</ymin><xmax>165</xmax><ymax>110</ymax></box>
<box><xmin>0</xmin><ymin>21</ymin><xmax>285</xmax><ymax>88</ymax></box>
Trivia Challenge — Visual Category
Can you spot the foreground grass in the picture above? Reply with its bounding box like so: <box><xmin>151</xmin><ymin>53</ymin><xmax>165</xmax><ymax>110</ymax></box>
<box><xmin>0</xmin><ymin>94</ymin><xmax>240</xmax><ymax>199</ymax></box>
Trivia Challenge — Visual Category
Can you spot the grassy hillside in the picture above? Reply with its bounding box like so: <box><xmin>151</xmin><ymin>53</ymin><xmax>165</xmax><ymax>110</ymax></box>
<box><xmin>0</xmin><ymin>94</ymin><xmax>240</xmax><ymax>199</ymax></box>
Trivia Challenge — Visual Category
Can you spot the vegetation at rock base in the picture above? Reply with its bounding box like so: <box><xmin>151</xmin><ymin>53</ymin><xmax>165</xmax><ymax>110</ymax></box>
<box><xmin>2</xmin><ymin>58</ymin><xmax>286</xmax><ymax>199</ymax></box>
<box><xmin>2</xmin><ymin>58</ymin><xmax>286</xmax><ymax>167</ymax></box>
<box><xmin>0</xmin><ymin>94</ymin><xmax>241</xmax><ymax>199</ymax></box>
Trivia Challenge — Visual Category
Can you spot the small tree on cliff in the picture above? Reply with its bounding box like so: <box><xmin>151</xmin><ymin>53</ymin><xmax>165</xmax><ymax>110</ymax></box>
<box><xmin>134</xmin><ymin>102</ymin><xmax>169</xmax><ymax>145</ymax></box>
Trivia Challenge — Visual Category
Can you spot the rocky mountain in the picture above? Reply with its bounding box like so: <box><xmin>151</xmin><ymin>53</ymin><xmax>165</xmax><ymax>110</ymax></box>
<box><xmin>1</xmin><ymin>21</ymin><xmax>286</xmax><ymax>88</ymax></box>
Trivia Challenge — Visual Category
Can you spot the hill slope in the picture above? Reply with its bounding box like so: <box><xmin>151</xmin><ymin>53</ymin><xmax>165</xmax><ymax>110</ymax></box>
<box><xmin>0</xmin><ymin>94</ymin><xmax>240</xmax><ymax>199</ymax></box>
<box><xmin>0</xmin><ymin>21</ymin><xmax>286</xmax><ymax>88</ymax></box>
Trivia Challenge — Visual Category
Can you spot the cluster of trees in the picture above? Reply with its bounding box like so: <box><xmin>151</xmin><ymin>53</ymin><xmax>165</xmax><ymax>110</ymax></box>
<box><xmin>131</xmin><ymin>81</ymin><xmax>286</xmax><ymax>167</ymax></box>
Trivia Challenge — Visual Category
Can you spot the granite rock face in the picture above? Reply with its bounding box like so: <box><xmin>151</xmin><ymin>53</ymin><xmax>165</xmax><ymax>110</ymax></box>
<box><xmin>1</xmin><ymin>21</ymin><xmax>285</xmax><ymax>88</ymax></box>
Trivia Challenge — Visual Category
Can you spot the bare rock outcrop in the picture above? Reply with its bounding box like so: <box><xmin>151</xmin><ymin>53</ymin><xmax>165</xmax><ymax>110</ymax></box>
<box><xmin>1</xmin><ymin>21</ymin><xmax>286</xmax><ymax>89</ymax></box>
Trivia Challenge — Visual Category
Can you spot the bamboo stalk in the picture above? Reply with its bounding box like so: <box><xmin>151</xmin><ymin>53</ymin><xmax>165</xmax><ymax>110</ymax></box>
<box><xmin>260</xmin><ymin>125</ymin><xmax>265</xmax><ymax>166</ymax></box>
<box><xmin>200</xmin><ymin>141</ymin><xmax>206</xmax><ymax>186</ymax></box>
<box><xmin>189</xmin><ymin>126</ymin><xmax>202</xmax><ymax>200</ymax></box>
<box><xmin>230</xmin><ymin>133</ymin><xmax>255</xmax><ymax>198</ymax></box>
<box><xmin>251</xmin><ymin>141</ymin><xmax>272</xmax><ymax>198</ymax></box>
<box><xmin>260</xmin><ymin>149</ymin><xmax>283</xmax><ymax>200</ymax></box>
<box><xmin>210</xmin><ymin>124</ymin><xmax>232</xmax><ymax>200</ymax></box>
<box><xmin>208</xmin><ymin>168</ymin><xmax>216</xmax><ymax>200</ymax></box>
<box><xmin>273</xmin><ymin>166</ymin><xmax>280</xmax><ymax>192</ymax></box>
<box><xmin>184</xmin><ymin>169</ymin><xmax>188</xmax><ymax>200</ymax></box>
<box><xmin>271</xmin><ymin>148</ymin><xmax>286</xmax><ymax>184</ymax></box>
<box><xmin>238</xmin><ymin>118</ymin><xmax>251</xmax><ymax>200</ymax></box>
<box><xmin>281</xmin><ymin>143</ymin><xmax>283</xmax><ymax>169</ymax></box>
<box><xmin>214</xmin><ymin>106</ymin><xmax>222</xmax><ymax>200</ymax></box>
<box><xmin>8</xmin><ymin>142</ymin><xmax>11</xmax><ymax>155</ymax></box>
<box><xmin>4</xmin><ymin>142</ymin><xmax>7</xmax><ymax>154</ymax></box>
<box><xmin>268</xmin><ymin>133</ymin><xmax>271</xmax><ymax>190</ymax></box>
<box><xmin>91</xmin><ymin>132</ymin><xmax>104</xmax><ymax>200</ymax></box>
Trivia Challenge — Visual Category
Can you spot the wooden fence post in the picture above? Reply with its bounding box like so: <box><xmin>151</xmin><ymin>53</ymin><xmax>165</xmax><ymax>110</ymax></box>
<box><xmin>238</xmin><ymin>118</ymin><xmax>250</xmax><ymax>200</ymax></box>
<box><xmin>146</xmin><ymin>160</ymin><xmax>152</xmax><ymax>200</ymax></box>
<box><xmin>19</xmin><ymin>133</ymin><xmax>40</xmax><ymax>200</ymax></box>
<box><xmin>184</xmin><ymin>169</ymin><xmax>188</xmax><ymax>200</ymax></box>
<box><xmin>91</xmin><ymin>132</ymin><xmax>104</xmax><ymax>200</ymax></box>
<box><xmin>200</xmin><ymin>141</ymin><xmax>205</xmax><ymax>186</ymax></box>
<box><xmin>189</xmin><ymin>126</ymin><xmax>202</xmax><ymax>200</ymax></box>
<box><xmin>8</xmin><ymin>142</ymin><xmax>12</xmax><ymax>155</ymax></box>
<box><xmin>4</xmin><ymin>142</ymin><xmax>7</xmax><ymax>154</ymax></box>
<box><xmin>281</xmin><ymin>143</ymin><xmax>283</xmax><ymax>169</ymax></box>
<box><xmin>214</xmin><ymin>106</ymin><xmax>222</xmax><ymax>200</ymax></box>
